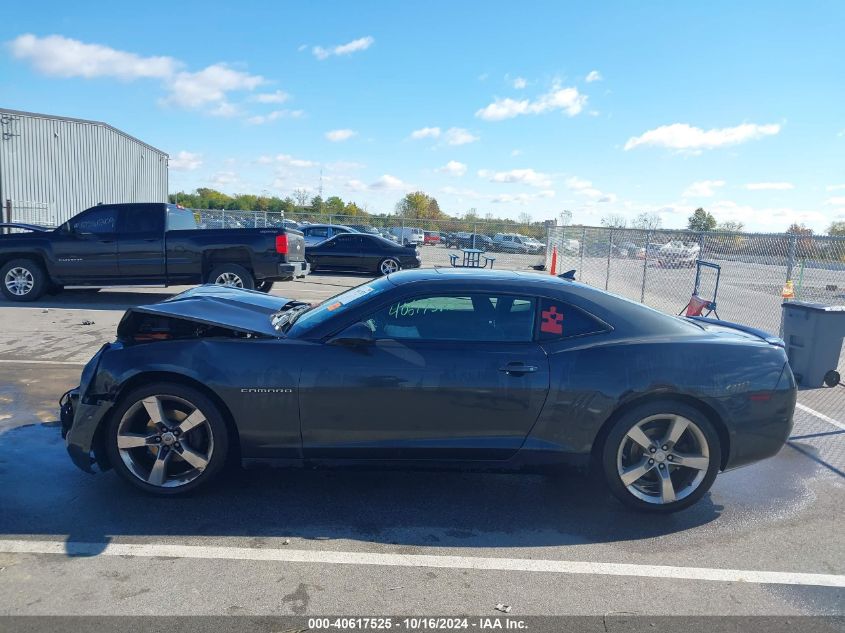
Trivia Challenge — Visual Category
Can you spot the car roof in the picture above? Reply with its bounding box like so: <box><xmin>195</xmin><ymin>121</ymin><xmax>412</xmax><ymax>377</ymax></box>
<box><xmin>304</xmin><ymin>223</ymin><xmax>355</xmax><ymax>230</ymax></box>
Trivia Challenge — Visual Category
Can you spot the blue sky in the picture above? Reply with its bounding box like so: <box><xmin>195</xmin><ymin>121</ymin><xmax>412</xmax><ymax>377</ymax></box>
<box><xmin>2</xmin><ymin>1</ymin><xmax>844</xmax><ymax>231</ymax></box>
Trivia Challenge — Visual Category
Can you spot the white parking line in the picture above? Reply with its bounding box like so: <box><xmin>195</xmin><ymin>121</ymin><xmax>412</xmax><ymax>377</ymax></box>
<box><xmin>0</xmin><ymin>359</ymin><xmax>85</xmax><ymax>366</ymax></box>
<box><xmin>796</xmin><ymin>402</ymin><xmax>845</xmax><ymax>432</ymax></box>
<box><xmin>0</xmin><ymin>539</ymin><xmax>843</xmax><ymax>588</ymax></box>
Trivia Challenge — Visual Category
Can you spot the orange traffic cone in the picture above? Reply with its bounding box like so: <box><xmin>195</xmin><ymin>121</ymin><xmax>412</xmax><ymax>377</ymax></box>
<box><xmin>782</xmin><ymin>280</ymin><xmax>795</xmax><ymax>300</ymax></box>
<box><xmin>549</xmin><ymin>246</ymin><xmax>558</xmax><ymax>276</ymax></box>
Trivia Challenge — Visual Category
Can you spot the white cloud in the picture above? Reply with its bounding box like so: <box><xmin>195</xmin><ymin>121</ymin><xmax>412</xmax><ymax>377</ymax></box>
<box><xmin>164</xmin><ymin>63</ymin><xmax>264</xmax><ymax>109</ymax></box>
<box><xmin>437</xmin><ymin>160</ymin><xmax>467</xmax><ymax>176</ymax></box>
<box><xmin>585</xmin><ymin>70</ymin><xmax>602</xmax><ymax>83</ymax></box>
<box><xmin>8</xmin><ymin>33</ymin><xmax>178</xmax><ymax>79</ymax></box>
<box><xmin>211</xmin><ymin>171</ymin><xmax>238</xmax><ymax>187</ymax></box>
<box><xmin>624</xmin><ymin>122</ymin><xmax>781</xmax><ymax>152</ymax></box>
<box><xmin>245</xmin><ymin>109</ymin><xmax>303</xmax><ymax>124</ymax></box>
<box><xmin>491</xmin><ymin>190</ymin><xmax>555</xmax><ymax>204</ymax></box>
<box><xmin>479</xmin><ymin>168</ymin><xmax>551</xmax><ymax>188</ymax></box>
<box><xmin>410</xmin><ymin>126</ymin><xmax>441</xmax><ymax>139</ymax></box>
<box><xmin>826</xmin><ymin>196</ymin><xmax>845</xmax><ymax>206</ymax></box>
<box><xmin>325</xmin><ymin>129</ymin><xmax>357</xmax><ymax>142</ymax></box>
<box><xmin>251</xmin><ymin>90</ymin><xmax>289</xmax><ymax>104</ymax></box>
<box><xmin>169</xmin><ymin>151</ymin><xmax>203</xmax><ymax>171</ymax></box>
<box><xmin>744</xmin><ymin>182</ymin><xmax>794</xmax><ymax>191</ymax></box>
<box><xmin>369</xmin><ymin>174</ymin><xmax>408</xmax><ymax>190</ymax></box>
<box><xmin>313</xmin><ymin>36</ymin><xmax>374</xmax><ymax>60</ymax></box>
<box><xmin>825</xmin><ymin>184</ymin><xmax>845</xmax><ymax>191</ymax></box>
<box><xmin>270</xmin><ymin>154</ymin><xmax>319</xmax><ymax>167</ymax></box>
<box><xmin>9</xmin><ymin>34</ymin><xmax>271</xmax><ymax>116</ymax></box>
<box><xmin>683</xmin><ymin>180</ymin><xmax>726</xmax><ymax>197</ymax></box>
<box><xmin>345</xmin><ymin>179</ymin><xmax>367</xmax><ymax>192</ymax></box>
<box><xmin>565</xmin><ymin>176</ymin><xmax>616</xmax><ymax>203</ymax></box>
<box><xmin>476</xmin><ymin>84</ymin><xmax>587</xmax><ymax>121</ymax></box>
<box><xmin>443</xmin><ymin>127</ymin><xmax>479</xmax><ymax>145</ymax></box>
<box><xmin>511</xmin><ymin>149</ymin><xmax>523</xmax><ymax>157</ymax></box>
<box><xmin>513</xmin><ymin>77</ymin><xmax>527</xmax><ymax>89</ymax></box>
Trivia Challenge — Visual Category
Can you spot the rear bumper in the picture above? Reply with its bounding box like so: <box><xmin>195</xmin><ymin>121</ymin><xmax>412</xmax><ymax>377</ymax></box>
<box><xmin>276</xmin><ymin>261</ymin><xmax>310</xmax><ymax>280</ymax></box>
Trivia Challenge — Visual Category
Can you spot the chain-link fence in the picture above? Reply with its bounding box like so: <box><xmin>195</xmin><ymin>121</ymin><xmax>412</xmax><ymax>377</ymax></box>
<box><xmin>195</xmin><ymin>209</ymin><xmax>550</xmax><ymax>271</ymax></box>
<box><xmin>1</xmin><ymin>199</ymin><xmax>54</xmax><ymax>232</ymax></box>
<box><xmin>547</xmin><ymin>226</ymin><xmax>845</xmax><ymax>337</ymax></box>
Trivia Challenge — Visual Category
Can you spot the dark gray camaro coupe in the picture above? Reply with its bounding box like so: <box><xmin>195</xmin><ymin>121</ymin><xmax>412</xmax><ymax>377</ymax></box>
<box><xmin>61</xmin><ymin>269</ymin><xmax>796</xmax><ymax>512</ymax></box>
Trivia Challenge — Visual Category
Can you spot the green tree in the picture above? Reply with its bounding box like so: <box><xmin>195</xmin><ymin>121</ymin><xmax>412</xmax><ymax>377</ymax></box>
<box><xmin>325</xmin><ymin>196</ymin><xmax>345</xmax><ymax>214</ymax></box>
<box><xmin>395</xmin><ymin>191</ymin><xmax>444</xmax><ymax>219</ymax></box>
<box><xmin>687</xmin><ymin>208</ymin><xmax>716</xmax><ymax>231</ymax></box>
<box><xmin>828</xmin><ymin>221</ymin><xmax>845</xmax><ymax>236</ymax></box>
<box><xmin>343</xmin><ymin>201</ymin><xmax>365</xmax><ymax>216</ymax></box>
<box><xmin>310</xmin><ymin>195</ymin><xmax>324</xmax><ymax>214</ymax></box>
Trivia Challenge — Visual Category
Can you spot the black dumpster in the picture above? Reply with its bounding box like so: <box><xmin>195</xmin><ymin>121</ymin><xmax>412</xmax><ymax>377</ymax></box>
<box><xmin>781</xmin><ymin>301</ymin><xmax>845</xmax><ymax>387</ymax></box>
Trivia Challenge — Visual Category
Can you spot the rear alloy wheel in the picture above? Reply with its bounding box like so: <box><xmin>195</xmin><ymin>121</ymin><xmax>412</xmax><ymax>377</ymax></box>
<box><xmin>1</xmin><ymin>258</ymin><xmax>47</xmax><ymax>302</ymax></box>
<box><xmin>208</xmin><ymin>264</ymin><xmax>255</xmax><ymax>290</ymax></box>
<box><xmin>601</xmin><ymin>403</ymin><xmax>720</xmax><ymax>512</ymax></box>
<box><xmin>379</xmin><ymin>258</ymin><xmax>400</xmax><ymax>275</ymax></box>
<box><xmin>106</xmin><ymin>384</ymin><xmax>229</xmax><ymax>495</ymax></box>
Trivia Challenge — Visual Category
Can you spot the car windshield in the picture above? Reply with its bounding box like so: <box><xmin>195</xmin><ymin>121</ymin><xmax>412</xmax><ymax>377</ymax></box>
<box><xmin>285</xmin><ymin>277</ymin><xmax>393</xmax><ymax>336</ymax></box>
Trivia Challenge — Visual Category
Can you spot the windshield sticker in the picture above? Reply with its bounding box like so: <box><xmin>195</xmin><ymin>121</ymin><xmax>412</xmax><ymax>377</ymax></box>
<box><xmin>338</xmin><ymin>285</ymin><xmax>375</xmax><ymax>304</ymax></box>
<box><xmin>540</xmin><ymin>305</ymin><xmax>564</xmax><ymax>335</ymax></box>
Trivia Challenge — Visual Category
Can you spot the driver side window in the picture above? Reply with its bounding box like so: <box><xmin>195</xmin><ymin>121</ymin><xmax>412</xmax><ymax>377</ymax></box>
<box><xmin>364</xmin><ymin>294</ymin><xmax>535</xmax><ymax>342</ymax></box>
<box><xmin>68</xmin><ymin>207</ymin><xmax>118</xmax><ymax>234</ymax></box>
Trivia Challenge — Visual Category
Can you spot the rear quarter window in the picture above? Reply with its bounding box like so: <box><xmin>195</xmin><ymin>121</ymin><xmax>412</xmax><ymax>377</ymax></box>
<box><xmin>538</xmin><ymin>298</ymin><xmax>609</xmax><ymax>341</ymax></box>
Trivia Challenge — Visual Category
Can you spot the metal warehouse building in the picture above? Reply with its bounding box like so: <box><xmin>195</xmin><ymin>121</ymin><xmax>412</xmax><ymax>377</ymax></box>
<box><xmin>0</xmin><ymin>108</ymin><xmax>168</xmax><ymax>227</ymax></box>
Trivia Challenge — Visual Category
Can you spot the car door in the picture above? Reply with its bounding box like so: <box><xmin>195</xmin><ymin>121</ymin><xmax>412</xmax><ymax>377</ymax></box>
<box><xmin>299</xmin><ymin>291</ymin><xmax>551</xmax><ymax>460</ymax></box>
<box><xmin>116</xmin><ymin>204</ymin><xmax>165</xmax><ymax>282</ymax></box>
<box><xmin>50</xmin><ymin>205</ymin><xmax>120</xmax><ymax>283</ymax></box>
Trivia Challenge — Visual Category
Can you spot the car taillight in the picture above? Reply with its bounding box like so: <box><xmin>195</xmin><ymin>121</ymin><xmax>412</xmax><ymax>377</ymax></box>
<box><xmin>275</xmin><ymin>234</ymin><xmax>288</xmax><ymax>254</ymax></box>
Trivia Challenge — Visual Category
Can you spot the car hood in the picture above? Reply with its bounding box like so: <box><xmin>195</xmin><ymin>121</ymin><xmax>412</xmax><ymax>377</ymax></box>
<box><xmin>121</xmin><ymin>285</ymin><xmax>295</xmax><ymax>337</ymax></box>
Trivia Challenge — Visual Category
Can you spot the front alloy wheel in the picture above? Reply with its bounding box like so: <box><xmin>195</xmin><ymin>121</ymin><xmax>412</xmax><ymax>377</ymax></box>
<box><xmin>602</xmin><ymin>403</ymin><xmax>720</xmax><ymax>512</ymax></box>
<box><xmin>5</xmin><ymin>266</ymin><xmax>34</xmax><ymax>297</ymax></box>
<box><xmin>107</xmin><ymin>384</ymin><xmax>228</xmax><ymax>494</ymax></box>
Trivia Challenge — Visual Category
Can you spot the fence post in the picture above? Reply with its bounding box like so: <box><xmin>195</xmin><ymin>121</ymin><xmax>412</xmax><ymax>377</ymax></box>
<box><xmin>472</xmin><ymin>222</ymin><xmax>477</xmax><ymax>249</ymax></box>
<box><xmin>579</xmin><ymin>227</ymin><xmax>586</xmax><ymax>281</ymax></box>
<box><xmin>786</xmin><ymin>234</ymin><xmax>797</xmax><ymax>282</ymax></box>
<box><xmin>698</xmin><ymin>231</ymin><xmax>706</xmax><ymax>259</ymax></box>
<box><xmin>401</xmin><ymin>217</ymin><xmax>406</xmax><ymax>245</ymax></box>
<box><xmin>641</xmin><ymin>230</ymin><xmax>651</xmax><ymax>303</ymax></box>
<box><xmin>605</xmin><ymin>229</ymin><xmax>613</xmax><ymax>290</ymax></box>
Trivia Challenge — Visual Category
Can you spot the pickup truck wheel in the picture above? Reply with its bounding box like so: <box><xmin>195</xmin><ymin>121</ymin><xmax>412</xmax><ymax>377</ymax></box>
<box><xmin>1</xmin><ymin>258</ymin><xmax>46</xmax><ymax>302</ymax></box>
<box><xmin>255</xmin><ymin>280</ymin><xmax>274</xmax><ymax>292</ymax></box>
<box><xmin>208</xmin><ymin>264</ymin><xmax>255</xmax><ymax>290</ymax></box>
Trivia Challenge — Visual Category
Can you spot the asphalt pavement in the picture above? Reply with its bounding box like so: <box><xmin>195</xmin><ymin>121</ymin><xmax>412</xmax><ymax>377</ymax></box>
<box><xmin>0</xmin><ymin>271</ymin><xmax>844</xmax><ymax>621</ymax></box>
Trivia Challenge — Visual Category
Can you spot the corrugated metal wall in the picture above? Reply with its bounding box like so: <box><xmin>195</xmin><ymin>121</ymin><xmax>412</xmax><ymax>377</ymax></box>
<box><xmin>0</xmin><ymin>109</ymin><xmax>168</xmax><ymax>226</ymax></box>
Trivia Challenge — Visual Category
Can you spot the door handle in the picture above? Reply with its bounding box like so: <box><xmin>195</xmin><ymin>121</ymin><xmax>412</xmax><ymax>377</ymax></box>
<box><xmin>498</xmin><ymin>363</ymin><xmax>539</xmax><ymax>375</ymax></box>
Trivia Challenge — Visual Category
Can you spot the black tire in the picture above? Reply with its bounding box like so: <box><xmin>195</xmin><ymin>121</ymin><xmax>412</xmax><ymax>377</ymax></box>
<box><xmin>255</xmin><ymin>280</ymin><xmax>275</xmax><ymax>293</ymax></box>
<box><xmin>207</xmin><ymin>264</ymin><xmax>255</xmax><ymax>290</ymax></box>
<box><xmin>0</xmin><ymin>258</ymin><xmax>47</xmax><ymax>302</ymax></box>
<box><xmin>600</xmin><ymin>401</ymin><xmax>721</xmax><ymax>513</ymax></box>
<box><xmin>105</xmin><ymin>382</ymin><xmax>230</xmax><ymax>496</ymax></box>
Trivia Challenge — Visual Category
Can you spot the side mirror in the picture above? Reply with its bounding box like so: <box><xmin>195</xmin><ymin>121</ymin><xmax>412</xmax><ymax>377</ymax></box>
<box><xmin>328</xmin><ymin>322</ymin><xmax>375</xmax><ymax>347</ymax></box>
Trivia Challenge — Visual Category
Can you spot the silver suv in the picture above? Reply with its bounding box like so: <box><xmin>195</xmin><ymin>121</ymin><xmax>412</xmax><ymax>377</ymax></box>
<box><xmin>492</xmin><ymin>233</ymin><xmax>543</xmax><ymax>254</ymax></box>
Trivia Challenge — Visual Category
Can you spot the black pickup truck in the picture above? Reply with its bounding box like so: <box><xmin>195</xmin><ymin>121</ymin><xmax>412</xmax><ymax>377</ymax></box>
<box><xmin>0</xmin><ymin>203</ymin><xmax>308</xmax><ymax>301</ymax></box>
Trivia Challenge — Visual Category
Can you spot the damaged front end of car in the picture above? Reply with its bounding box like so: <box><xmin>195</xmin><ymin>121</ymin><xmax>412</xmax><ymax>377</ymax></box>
<box><xmin>61</xmin><ymin>285</ymin><xmax>293</xmax><ymax>474</ymax></box>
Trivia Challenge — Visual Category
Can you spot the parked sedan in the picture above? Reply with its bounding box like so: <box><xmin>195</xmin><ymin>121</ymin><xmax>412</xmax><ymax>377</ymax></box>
<box><xmin>61</xmin><ymin>269</ymin><xmax>796</xmax><ymax>512</ymax></box>
<box><xmin>306</xmin><ymin>233</ymin><xmax>421</xmax><ymax>275</ymax></box>
<box><xmin>300</xmin><ymin>223</ymin><xmax>358</xmax><ymax>246</ymax></box>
